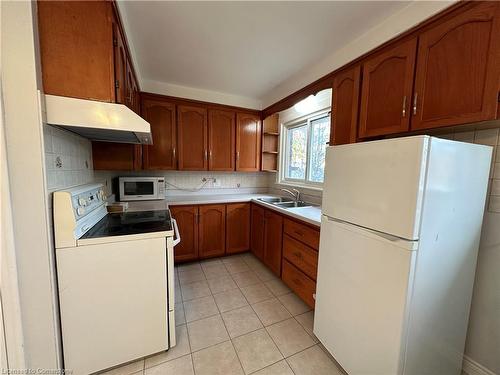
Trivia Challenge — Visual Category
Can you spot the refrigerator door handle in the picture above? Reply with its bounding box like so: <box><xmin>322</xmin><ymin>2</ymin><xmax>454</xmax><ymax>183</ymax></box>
<box><xmin>323</xmin><ymin>215</ymin><xmax>418</xmax><ymax>251</ymax></box>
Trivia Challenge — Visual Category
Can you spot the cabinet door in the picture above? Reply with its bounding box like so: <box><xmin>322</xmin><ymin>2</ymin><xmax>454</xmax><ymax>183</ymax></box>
<box><xmin>208</xmin><ymin>109</ymin><xmax>235</xmax><ymax>171</ymax></box>
<box><xmin>142</xmin><ymin>99</ymin><xmax>177</xmax><ymax>170</ymax></box>
<box><xmin>92</xmin><ymin>142</ymin><xmax>141</xmax><ymax>170</ymax></box>
<box><xmin>113</xmin><ymin>23</ymin><xmax>127</xmax><ymax>105</ymax></box>
<box><xmin>178</xmin><ymin>105</ymin><xmax>208</xmax><ymax>170</ymax></box>
<box><xmin>170</xmin><ymin>205</ymin><xmax>199</xmax><ymax>262</ymax></box>
<box><xmin>250</xmin><ymin>204</ymin><xmax>265</xmax><ymax>260</ymax></box>
<box><xmin>331</xmin><ymin>66</ymin><xmax>361</xmax><ymax>145</ymax></box>
<box><xmin>199</xmin><ymin>205</ymin><xmax>226</xmax><ymax>258</ymax></box>
<box><xmin>236</xmin><ymin>113</ymin><xmax>261</xmax><ymax>171</ymax></box>
<box><xmin>263</xmin><ymin>209</ymin><xmax>283</xmax><ymax>276</ymax></box>
<box><xmin>358</xmin><ymin>39</ymin><xmax>417</xmax><ymax>138</ymax></box>
<box><xmin>412</xmin><ymin>2</ymin><xmax>500</xmax><ymax>130</ymax></box>
<box><xmin>37</xmin><ymin>1</ymin><xmax>115</xmax><ymax>102</ymax></box>
<box><xmin>125</xmin><ymin>61</ymin><xmax>139</xmax><ymax>112</ymax></box>
<box><xmin>226</xmin><ymin>203</ymin><xmax>251</xmax><ymax>254</ymax></box>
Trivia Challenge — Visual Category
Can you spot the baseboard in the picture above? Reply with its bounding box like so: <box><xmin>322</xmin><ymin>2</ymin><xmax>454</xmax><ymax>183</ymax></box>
<box><xmin>462</xmin><ymin>355</ymin><xmax>497</xmax><ymax>375</ymax></box>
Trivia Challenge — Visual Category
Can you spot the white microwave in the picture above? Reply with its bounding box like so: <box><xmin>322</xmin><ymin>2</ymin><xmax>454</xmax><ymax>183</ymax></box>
<box><xmin>118</xmin><ymin>177</ymin><xmax>165</xmax><ymax>201</ymax></box>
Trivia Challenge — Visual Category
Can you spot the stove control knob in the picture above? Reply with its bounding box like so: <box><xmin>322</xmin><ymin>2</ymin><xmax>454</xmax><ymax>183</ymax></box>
<box><xmin>98</xmin><ymin>190</ymin><xmax>105</xmax><ymax>200</ymax></box>
<box><xmin>78</xmin><ymin>198</ymin><xmax>87</xmax><ymax>206</ymax></box>
<box><xmin>77</xmin><ymin>207</ymin><xmax>85</xmax><ymax>216</ymax></box>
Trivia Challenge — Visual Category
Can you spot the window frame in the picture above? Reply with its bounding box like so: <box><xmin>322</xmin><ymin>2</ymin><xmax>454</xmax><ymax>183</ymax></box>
<box><xmin>279</xmin><ymin>109</ymin><xmax>331</xmax><ymax>190</ymax></box>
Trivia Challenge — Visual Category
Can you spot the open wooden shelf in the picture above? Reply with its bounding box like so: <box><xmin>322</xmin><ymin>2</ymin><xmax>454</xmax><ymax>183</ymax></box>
<box><xmin>262</xmin><ymin>114</ymin><xmax>280</xmax><ymax>172</ymax></box>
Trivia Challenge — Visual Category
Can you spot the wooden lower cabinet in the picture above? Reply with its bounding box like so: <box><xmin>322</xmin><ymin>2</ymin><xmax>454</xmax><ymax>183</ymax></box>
<box><xmin>283</xmin><ymin>235</ymin><xmax>318</xmax><ymax>281</ymax></box>
<box><xmin>263</xmin><ymin>209</ymin><xmax>283</xmax><ymax>276</ymax></box>
<box><xmin>170</xmin><ymin>205</ymin><xmax>199</xmax><ymax>262</ymax></box>
<box><xmin>250</xmin><ymin>204</ymin><xmax>265</xmax><ymax>260</ymax></box>
<box><xmin>198</xmin><ymin>204</ymin><xmax>226</xmax><ymax>258</ymax></box>
<box><xmin>226</xmin><ymin>203</ymin><xmax>251</xmax><ymax>254</ymax></box>
<box><xmin>282</xmin><ymin>259</ymin><xmax>316</xmax><ymax>308</ymax></box>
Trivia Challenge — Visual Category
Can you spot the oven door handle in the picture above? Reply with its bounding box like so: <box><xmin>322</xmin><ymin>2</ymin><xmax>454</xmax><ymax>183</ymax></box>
<box><xmin>172</xmin><ymin>218</ymin><xmax>181</xmax><ymax>247</ymax></box>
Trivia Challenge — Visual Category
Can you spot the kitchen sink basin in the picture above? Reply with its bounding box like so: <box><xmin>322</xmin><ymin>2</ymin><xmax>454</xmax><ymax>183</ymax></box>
<box><xmin>274</xmin><ymin>201</ymin><xmax>312</xmax><ymax>208</ymax></box>
<box><xmin>257</xmin><ymin>197</ymin><xmax>294</xmax><ymax>203</ymax></box>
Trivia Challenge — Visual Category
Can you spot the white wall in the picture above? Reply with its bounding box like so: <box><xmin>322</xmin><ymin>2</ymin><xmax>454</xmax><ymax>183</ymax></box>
<box><xmin>1</xmin><ymin>1</ymin><xmax>60</xmax><ymax>368</ymax></box>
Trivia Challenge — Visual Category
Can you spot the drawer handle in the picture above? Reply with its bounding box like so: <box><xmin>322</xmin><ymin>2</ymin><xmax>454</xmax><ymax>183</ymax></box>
<box><xmin>292</xmin><ymin>278</ymin><xmax>302</xmax><ymax>286</ymax></box>
<box><xmin>294</xmin><ymin>230</ymin><xmax>304</xmax><ymax>236</ymax></box>
<box><xmin>293</xmin><ymin>251</ymin><xmax>303</xmax><ymax>260</ymax></box>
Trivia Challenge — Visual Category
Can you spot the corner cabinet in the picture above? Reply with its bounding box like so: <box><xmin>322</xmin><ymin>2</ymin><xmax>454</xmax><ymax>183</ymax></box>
<box><xmin>358</xmin><ymin>38</ymin><xmax>417</xmax><ymax>138</ymax></box>
<box><xmin>411</xmin><ymin>2</ymin><xmax>500</xmax><ymax>130</ymax></box>
<box><xmin>250</xmin><ymin>204</ymin><xmax>265</xmax><ymax>261</ymax></box>
<box><xmin>330</xmin><ymin>65</ymin><xmax>361</xmax><ymax>145</ymax></box>
<box><xmin>236</xmin><ymin>113</ymin><xmax>261</xmax><ymax>171</ymax></box>
<box><xmin>177</xmin><ymin>105</ymin><xmax>208</xmax><ymax>171</ymax></box>
<box><xmin>142</xmin><ymin>98</ymin><xmax>177</xmax><ymax>170</ymax></box>
<box><xmin>263</xmin><ymin>209</ymin><xmax>283</xmax><ymax>277</ymax></box>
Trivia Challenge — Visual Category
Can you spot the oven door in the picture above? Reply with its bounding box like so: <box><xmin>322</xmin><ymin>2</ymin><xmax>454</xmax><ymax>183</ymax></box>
<box><xmin>119</xmin><ymin>178</ymin><xmax>160</xmax><ymax>201</ymax></box>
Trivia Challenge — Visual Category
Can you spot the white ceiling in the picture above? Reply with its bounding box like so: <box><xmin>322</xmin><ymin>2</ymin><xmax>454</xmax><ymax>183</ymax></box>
<box><xmin>118</xmin><ymin>1</ymin><xmax>413</xmax><ymax>107</ymax></box>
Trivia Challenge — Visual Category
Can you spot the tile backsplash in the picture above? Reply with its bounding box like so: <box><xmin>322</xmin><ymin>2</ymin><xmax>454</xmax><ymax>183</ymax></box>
<box><xmin>437</xmin><ymin>127</ymin><xmax>500</xmax><ymax>213</ymax></box>
<box><xmin>43</xmin><ymin>124</ymin><xmax>94</xmax><ymax>192</ymax></box>
<box><xmin>94</xmin><ymin>170</ymin><xmax>270</xmax><ymax>198</ymax></box>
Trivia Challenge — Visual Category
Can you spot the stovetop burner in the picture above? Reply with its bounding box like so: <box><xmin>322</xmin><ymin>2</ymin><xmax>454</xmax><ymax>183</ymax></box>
<box><xmin>81</xmin><ymin>209</ymin><xmax>173</xmax><ymax>239</ymax></box>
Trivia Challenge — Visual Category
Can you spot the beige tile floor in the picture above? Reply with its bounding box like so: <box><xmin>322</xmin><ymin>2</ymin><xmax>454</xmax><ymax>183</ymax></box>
<box><xmin>101</xmin><ymin>252</ymin><xmax>345</xmax><ymax>375</ymax></box>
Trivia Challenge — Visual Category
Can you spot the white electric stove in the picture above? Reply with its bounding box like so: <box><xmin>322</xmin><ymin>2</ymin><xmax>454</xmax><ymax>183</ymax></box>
<box><xmin>53</xmin><ymin>183</ymin><xmax>179</xmax><ymax>375</ymax></box>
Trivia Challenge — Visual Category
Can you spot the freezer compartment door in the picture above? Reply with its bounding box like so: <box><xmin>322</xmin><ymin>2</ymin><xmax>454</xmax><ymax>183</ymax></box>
<box><xmin>322</xmin><ymin>136</ymin><xmax>429</xmax><ymax>240</ymax></box>
<box><xmin>314</xmin><ymin>216</ymin><xmax>417</xmax><ymax>375</ymax></box>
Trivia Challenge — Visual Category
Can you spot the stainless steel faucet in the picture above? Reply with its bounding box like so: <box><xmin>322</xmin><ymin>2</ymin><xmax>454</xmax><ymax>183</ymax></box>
<box><xmin>280</xmin><ymin>188</ymin><xmax>301</xmax><ymax>202</ymax></box>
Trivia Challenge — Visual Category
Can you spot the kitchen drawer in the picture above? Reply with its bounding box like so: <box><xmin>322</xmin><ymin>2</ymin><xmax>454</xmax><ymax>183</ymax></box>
<box><xmin>282</xmin><ymin>259</ymin><xmax>316</xmax><ymax>308</ymax></box>
<box><xmin>284</xmin><ymin>218</ymin><xmax>320</xmax><ymax>250</ymax></box>
<box><xmin>283</xmin><ymin>235</ymin><xmax>318</xmax><ymax>280</ymax></box>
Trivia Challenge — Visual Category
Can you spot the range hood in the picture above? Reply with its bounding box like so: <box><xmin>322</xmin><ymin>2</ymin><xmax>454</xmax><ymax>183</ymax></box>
<box><xmin>44</xmin><ymin>94</ymin><xmax>152</xmax><ymax>144</ymax></box>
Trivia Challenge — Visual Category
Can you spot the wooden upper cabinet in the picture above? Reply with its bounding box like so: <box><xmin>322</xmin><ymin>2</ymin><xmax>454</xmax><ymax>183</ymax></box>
<box><xmin>113</xmin><ymin>24</ymin><xmax>127</xmax><ymax>105</ymax></box>
<box><xmin>208</xmin><ymin>109</ymin><xmax>235</xmax><ymax>171</ymax></box>
<box><xmin>236</xmin><ymin>113</ymin><xmax>261</xmax><ymax>171</ymax></box>
<box><xmin>198</xmin><ymin>205</ymin><xmax>226</xmax><ymax>258</ymax></box>
<box><xmin>170</xmin><ymin>205</ymin><xmax>199</xmax><ymax>262</ymax></box>
<box><xmin>359</xmin><ymin>38</ymin><xmax>417</xmax><ymax>138</ymax></box>
<box><xmin>142</xmin><ymin>98</ymin><xmax>177</xmax><ymax>170</ymax></box>
<box><xmin>226</xmin><ymin>203</ymin><xmax>251</xmax><ymax>254</ymax></box>
<box><xmin>92</xmin><ymin>142</ymin><xmax>141</xmax><ymax>170</ymax></box>
<box><xmin>251</xmin><ymin>204</ymin><xmax>265</xmax><ymax>260</ymax></box>
<box><xmin>412</xmin><ymin>2</ymin><xmax>500</xmax><ymax>130</ymax></box>
<box><xmin>177</xmin><ymin>105</ymin><xmax>208</xmax><ymax>170</ymax></box>
<box><xmin>331</xmin><ymin>65</ymin><xmax>361</xmax><ymax>145</ymax></box>
<box><xmin>37</xmin><ymin>1</ymin><xmax>115</xmax><ymax>102</ymax></box>
<box><xmin>263</xmin><ymin>209</ymin><xmax>283</xmax><ymax>277</ymax></box>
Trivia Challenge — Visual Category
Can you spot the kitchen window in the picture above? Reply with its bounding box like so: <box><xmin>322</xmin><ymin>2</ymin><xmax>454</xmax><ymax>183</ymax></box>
<box><xmin>280</xmin><ymin>111</ymin><xmax>330</xmax><ymax>187</ymax></box>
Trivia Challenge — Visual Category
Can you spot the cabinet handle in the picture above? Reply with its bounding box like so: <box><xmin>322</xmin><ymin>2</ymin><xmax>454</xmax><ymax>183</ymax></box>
<box><xmin>402</xmin><ymin>95</ymin><xmax>407</xmax><ymax>117</ymax></box>
<box><xmin>413</xmin><ymin>93</ymin><xmax>418</xmax><ymax>115</ymax></box>
<box><xmin>236</xmin><ymin>151</ymin><xmax>240</xmax><ymax>161</ymax></box>
<box><xmin>204</xmin><ymin>150</ymin><xmax>208</xmax><ymax>160</ymax></box>
<box><xmin>209</xmin><ymin>150</ymin><xmax>212</xmax><ymax>160</ymax></box>
<box><xmin>172</xmin><ymin>148</ymin><xmax>176</xmax><ymax>160</ymax></box>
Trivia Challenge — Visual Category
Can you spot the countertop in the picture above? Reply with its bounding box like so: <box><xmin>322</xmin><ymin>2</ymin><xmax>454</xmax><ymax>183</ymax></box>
<box><xmin>166</xmin><ymin>193</ymin><xmax>322</xmax><ymax>227</ymax></box>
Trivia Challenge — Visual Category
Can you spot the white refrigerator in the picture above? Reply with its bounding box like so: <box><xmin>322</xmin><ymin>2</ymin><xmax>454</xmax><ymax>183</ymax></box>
<box><xmin>314</xmin><ymin>136</ymin><xmax>491</xmax><ymax>375</ymax></box>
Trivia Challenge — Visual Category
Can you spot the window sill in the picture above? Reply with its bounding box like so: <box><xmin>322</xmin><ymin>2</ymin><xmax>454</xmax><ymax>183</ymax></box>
<box><xmin>275</xmin><ymin>179</ymin><xmax>323</xmax><ymax>192</ymax></box>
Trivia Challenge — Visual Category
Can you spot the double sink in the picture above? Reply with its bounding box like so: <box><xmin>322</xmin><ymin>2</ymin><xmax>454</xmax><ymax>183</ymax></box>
<box><xmin>257</xmin><ymin>197</ymin><xmax>313</xmax><ymax>209</ymax></box>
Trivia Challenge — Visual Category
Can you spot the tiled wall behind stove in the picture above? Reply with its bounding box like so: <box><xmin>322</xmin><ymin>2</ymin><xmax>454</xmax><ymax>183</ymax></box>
<box><xmin>438</xmin><ymin>127</ymin><xmax>500</xmax><ymax>213</ymax></box>
<box><xmin>43</xmin><ymin>124</ymin><xmax>94</xmax><ymax>192</ymax></box>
